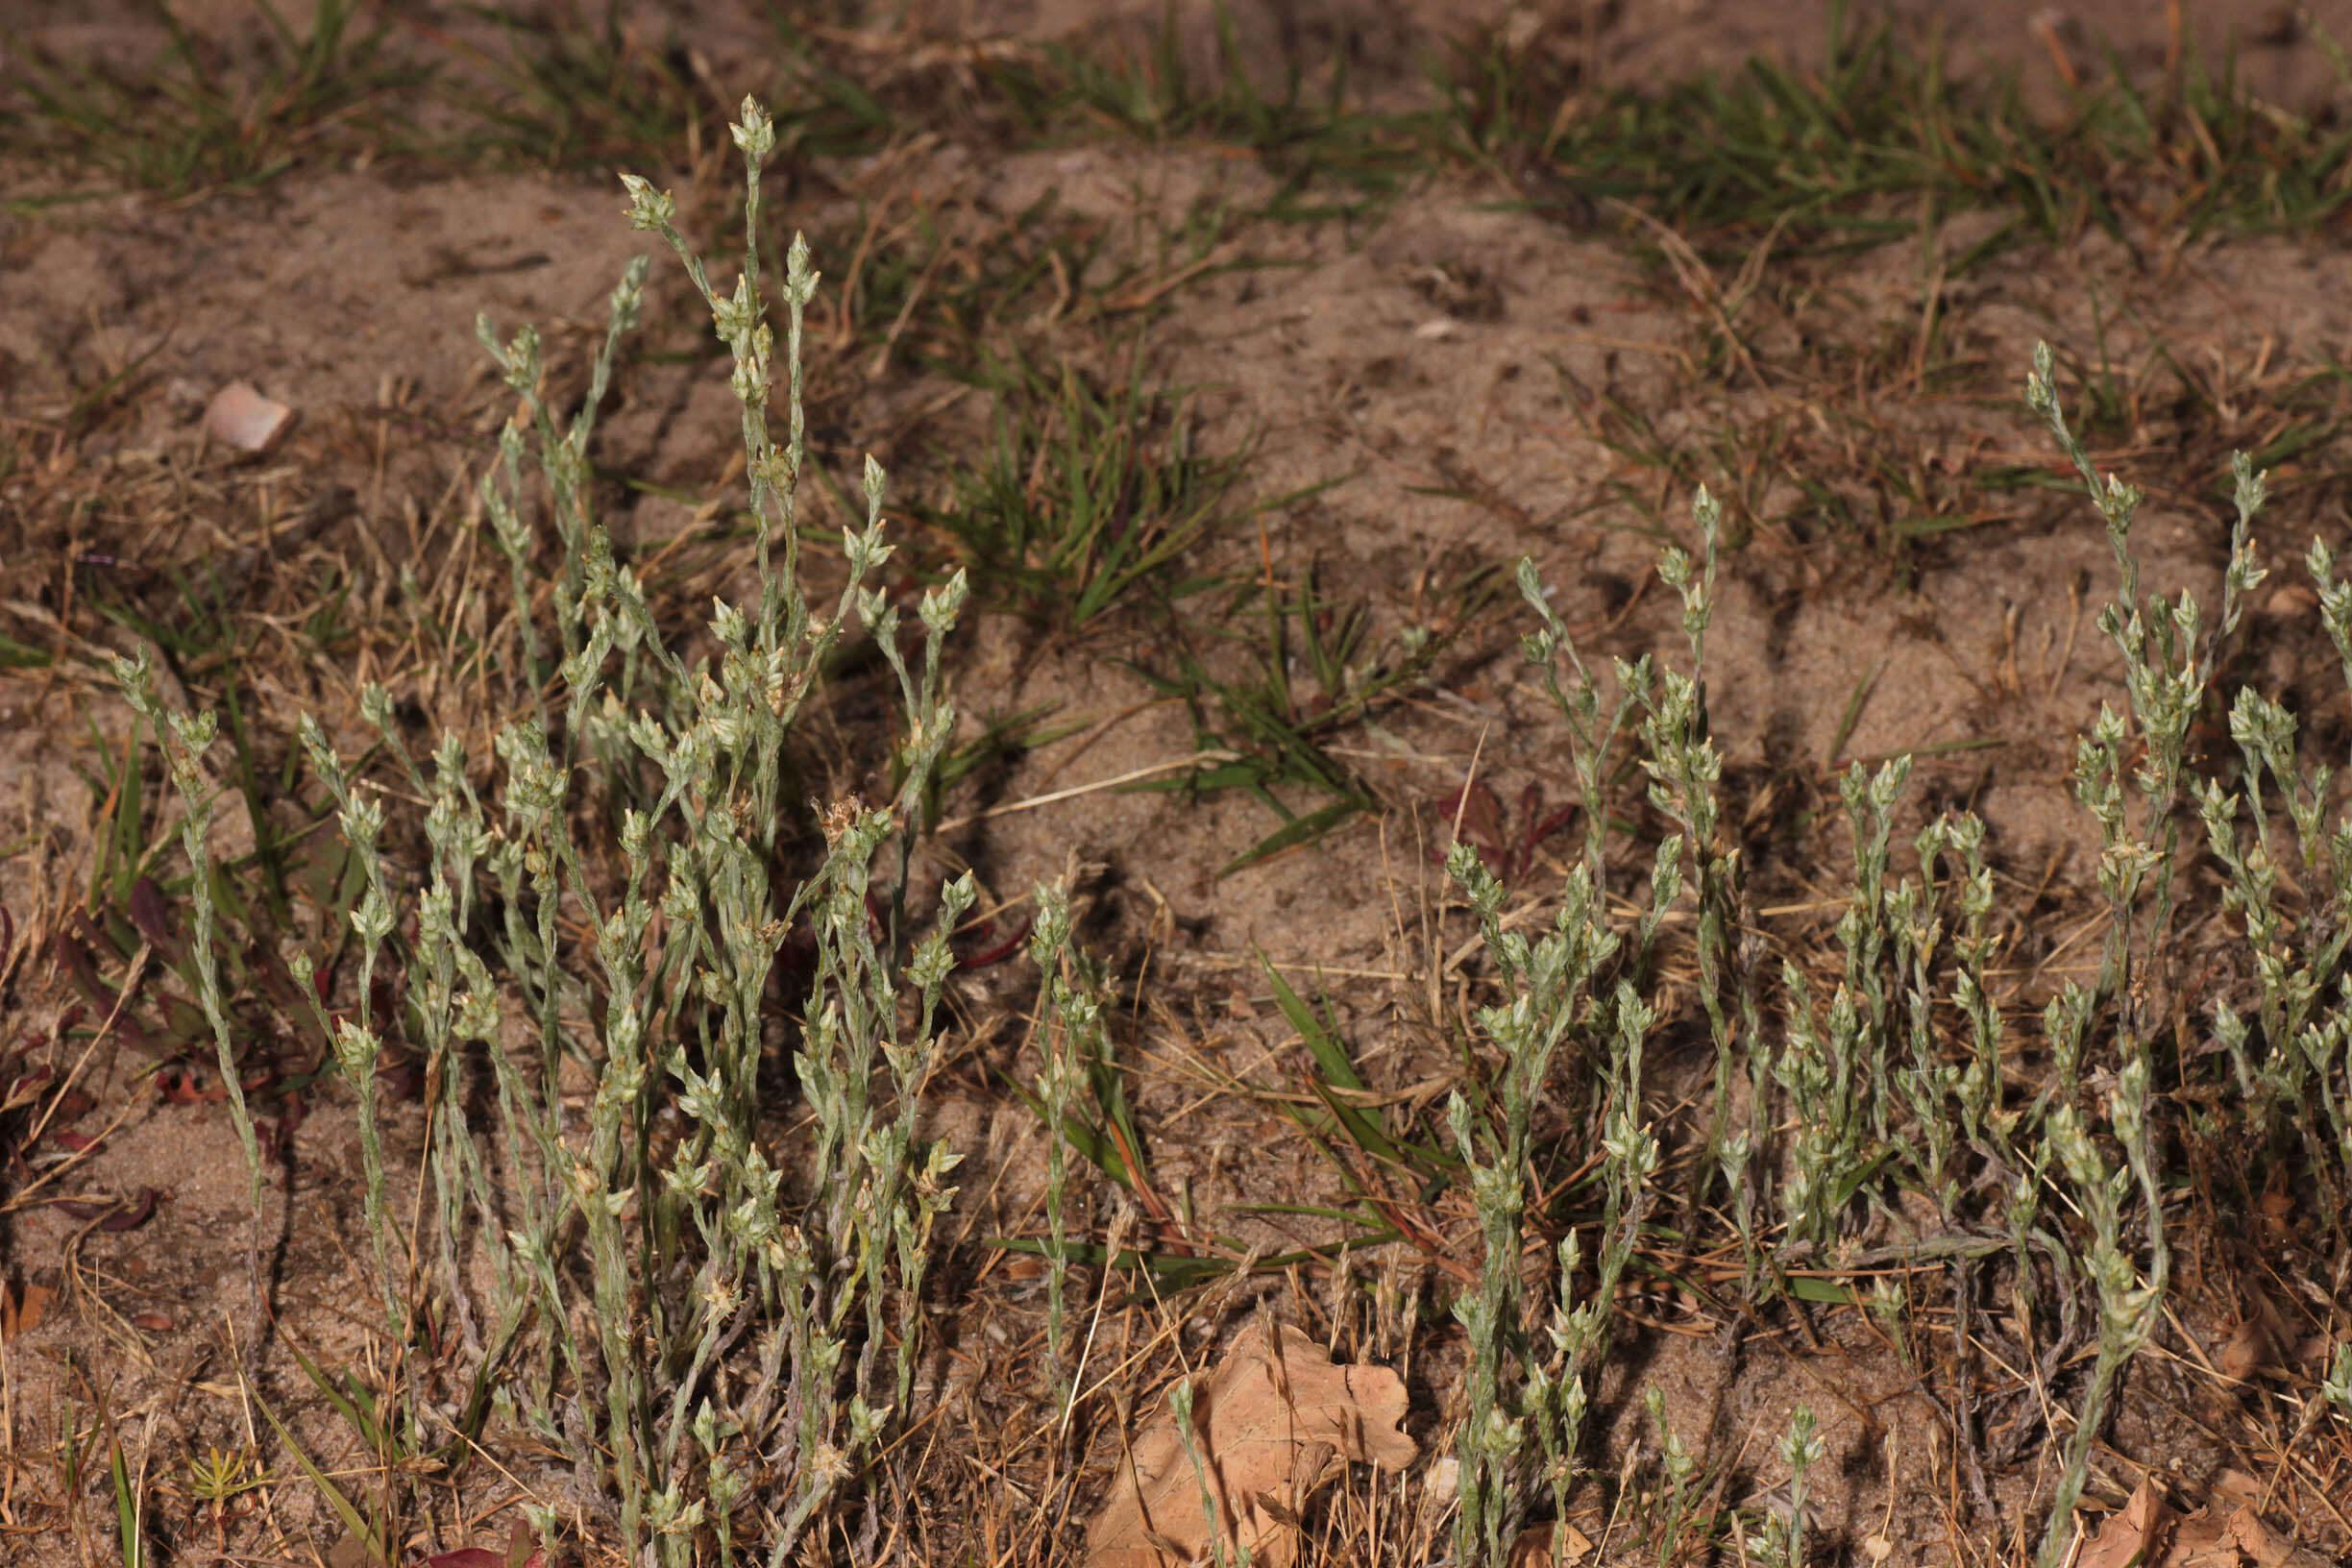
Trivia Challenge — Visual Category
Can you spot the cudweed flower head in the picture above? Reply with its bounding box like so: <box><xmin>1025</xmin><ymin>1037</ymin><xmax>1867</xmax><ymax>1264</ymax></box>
<box><xmin>332</xmin><ymin>1018</ymin><xmax>381</xmax><ymax>1080</ymax></box>
<box><xmin>749</xmin><ymin>445</ymin><xmax>795</xmax><ymax>496</ymax></box>
<box><xmin>358</xmin><ymin>682</ymin><xmax>394</xmax><ymax>734</ymax></box>
<box><xmin>730</xmin><ymin>96</ymin><xmax>775</xmax><ymax>160</ymax></box>
<box><xmin>110</xmin><ymin>648</ymin><xmax>159</xmax><ymax>716</ymax></box>
<box><xmin>647</xmin><ymin>1485</ymin><xmax>704</xmax><ymax>1537</ymax></box>
<box><xmin>710</xmin><ymin>597</ymin><xmax>750</xmax><ymax>651</ymax></box>
<box><xmin>340</xmin><ymin>792</ymin><xmax>384</xmax><ymax>853</ymax></box>
<box><xmin>1868</xmin><ymin>1277</ymin><xmax>1905</xmax><ymax>1335</ymax></box>
<box><xmin>920</xmin><ymin>569</ymin><xmax>970</xmax><ymax>636</ymax></box>
<box><xmin>606</xmin><ymin>256</ymin><xmax>648</xmax><ymax>333</ymax></box>
<box><xmin>482</xmin><ymin>320</ymin><xmax>542</xmax><ymax>395</ymax></box>
<box><xmin>352</xmin><ymin>884</ymin><xmax>396</xmax><ymax>947</ymax></box>
<box><xmin>454</xmin><ymin>984</ymin><xmax>502</xmax><ymax>1041</ymax></box>
<box><xmin>163</xmin><ymin>706</ymin><xmax>218</xmax><ymax>785</ymax></box>
<box><xmin>618</xmin><ymin>172</ymin><xmax>675</xmax><ymax>232</ymax></box>
<box><xmin>728</xmin><ymin>340</ymin><xmax>767</xmax><ymax>411</ymax></box>
<box><xmin>1446</xmin><ymin>838</ymin><xmax>1506</xmax><ymax>919</ymax></box>
<box><xmin>785</xmin><ymin>231</ymin><xmax>819</xmax><ymax>308</ymax></box>
<box><xmin>2024</xmin><ymin>339</ymin><xmax>2060</xmax><ymax>413</ymax></box>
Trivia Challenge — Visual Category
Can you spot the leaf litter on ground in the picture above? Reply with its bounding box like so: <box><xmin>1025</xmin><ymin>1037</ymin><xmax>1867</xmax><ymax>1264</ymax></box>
<box><xmin>1085</xmin><ymin>1321</ymin><xmax>1415</xmax><ymax>1568</ymax></box>
<box><xmin>2076</xmin><ymin>1479</ymin><xmax>2333</xmax><ymax>1568</ymax></box>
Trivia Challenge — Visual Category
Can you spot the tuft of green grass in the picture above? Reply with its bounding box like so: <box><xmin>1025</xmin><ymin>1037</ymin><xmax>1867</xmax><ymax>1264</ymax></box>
<box><xmin>424</xmin><ymin>0</ymin><xmax>910</xmax><ymax>174</ymax></box>
<box><xmin>430</xmin><ymin>0</ymin><xmax>715</xmax><ymax>172</ymax></box>
<box><xmin>8</xmin><ymin>0</ymin><xmax>426</xmax><ymax>199</ymax></box>
<box><xmin>977</xmin><ymin>0</ymin><xmax>1428</xmax><ymax>225</ymax></box>
<box><xmin>1445</xmin><ymin>0</ymin><xmax>2352</xmax><ymax>269</ymax></box>
<box><xmin>249</xmin><ymin>1371</ymin><xmax>385</xmax><ymax>1565</ymax></box>
<box><xmin>1128</xmin><ymin>553</ymin><xmax>1485</xmax><ymax>874</ymax></box>
<box><xmin>913</xmin><ymin>338</ymin><xmax>1249</xmax><ymax>629</ymax></box>
<box><xmin>108</xmin><ymin>1435</ymin><xmax>145</xmax><ymax>1568</ymax></box>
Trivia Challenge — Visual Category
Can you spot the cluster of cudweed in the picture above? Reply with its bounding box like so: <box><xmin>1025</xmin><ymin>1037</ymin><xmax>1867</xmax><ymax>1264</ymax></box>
<box><xmin>99</xmin><ymin>80</ymin><xmax>2352</xmax><ymax>1568</ymax></box>
<box><xmin>1436</xmin><ymin>333</ymin><xmax>2351</xmax><ymax>1567</ymax></box>
<box><xmin>117</xmin><ymin>98</ymin><xmax>973</xmax><ymax>1565</ymax></box>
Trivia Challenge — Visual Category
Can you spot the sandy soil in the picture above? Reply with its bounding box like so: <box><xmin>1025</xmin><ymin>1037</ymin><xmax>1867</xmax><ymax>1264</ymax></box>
<box><xmin>4</xmin><ymin>2</ymin><xmax>2350</xmax><ymax>1564</ymax></box>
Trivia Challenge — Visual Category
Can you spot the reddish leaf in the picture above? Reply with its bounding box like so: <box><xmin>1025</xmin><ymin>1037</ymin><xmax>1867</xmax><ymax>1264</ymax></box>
<box><xmin>1432</xmin><ymin>779</ymin><xmax>1507</xmax><ymax>870</ymax></box>
<box><xmin>53</xmin><ymin>1188</ymin><xmax>162</xmax><ymax>1230</ymax></box>
<box><xmin>127</xmin><ymin>876</ymin><xmax>183</xmax><ymax>962</ymax></box>
<box><xmin>72</xmin><ymin>906</ymin><xmax>133</xmax><ymax>964</ymax></box>
<box><xmin>427</xmin><ymin>1549</ymin><xmax>544</xmax><ymax>1568</ymax></box>
<box><xmin>52</xmin><ymin>929</ymin><xmax>160</xmax><ymax>1055</ymax></box>
<box><xmin>159</xmin><ymin>1066</ymin><xmax>220</xmax><ymax>1105</ymax></box>
<box><xmin>52</xmin><ymin>930</ymin><xmax>122</xmax><ymax>1012</ymax></box>
<box><xmin>956</xmin><ymin>912</ymin><xmax>1034</xmax><ymax>969</ymax></box>
<box><xmin>1</xmin><ymin>1064</ymin><xmax>54</xmax><ymax>1110</ymax></box>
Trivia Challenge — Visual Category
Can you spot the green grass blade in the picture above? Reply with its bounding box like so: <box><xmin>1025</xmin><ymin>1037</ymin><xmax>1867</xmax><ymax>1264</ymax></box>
<box><xmin>251</xmin><ymin>1382</ymin><xmax>382</xmax><ymax>1564</ymax></box>
<box><xmin>110</xmin><ymin>1440</ymin><xmax>142</xmax><ymax>1568</ymax></box>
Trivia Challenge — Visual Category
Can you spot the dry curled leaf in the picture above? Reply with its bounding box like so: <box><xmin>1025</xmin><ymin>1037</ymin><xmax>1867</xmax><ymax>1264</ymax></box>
<box><xmin>2217</xmin><ymin>1315</ymin><xmax>2269</xmax><ymax>1382</ymax></box>
<box><xmin>1086</xmin><ymin>1323</ymin><xmax>1415</xmax><ymax>1568</ymax></box>
<box><xmin>1509</xmin><ymin>1520</ymin><xmax>1596</xmax><ymax>1565</ymax></box>
<box><xmin>0</xmin><ymin>1280</ymin><xmax>52</xmax><ymax>1340</ymax></box>
<box><xmin>2079</xmin><ymin>1480</ymin><xmax>2170</xmax><ymax>1568</ymax></box>
<box><xmin>2171</xmin><ymin>1505</ymin><xmax>2335</xmax><ymax>1568</ymax></box>
<box><xmin>2077</xmin><ymin>1482</ymin><xmax>2330</xmax><ymax>1568</ymax></box>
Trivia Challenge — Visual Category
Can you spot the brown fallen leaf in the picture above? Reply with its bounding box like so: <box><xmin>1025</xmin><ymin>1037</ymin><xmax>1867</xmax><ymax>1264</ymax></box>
<box><xmin>2223</xmin><ymin>1506</ymin><xmax>2331</xmax><ymax>1568</ymax></box>
<box><xmin>2079</xmin><ymin>1481</ymin><xmax>2171</xmax><ymax>1568</ymax></box>
<box><xmin>2217</xmin><ymin>1314</ymin><xmax>2269</xmax><ymax>1382</ymax></box>
<box><xmin>0</xmin><ymin>1280</ymin><xmax>52</xmax><ymax>1340</ymax></box>
<box><xmin>1086</xmin><ymin>1323</ymin><xmax>1415</xmax><ymax>1568</ymax></box>
<box><xmin>2165</xmin><ymin>1503</ymin><xmax>2334</xmax><ymax>1568</ymax></box>
<box><xmin>2174</xmin><ymin>1509</ymin><xmax>2242</xmax><ymax>1568</ymax></box>
<box><xmin>1508</xmin><ymin>1520</ymin><xmax>1596</xmax><ymax>1565</ymax></box>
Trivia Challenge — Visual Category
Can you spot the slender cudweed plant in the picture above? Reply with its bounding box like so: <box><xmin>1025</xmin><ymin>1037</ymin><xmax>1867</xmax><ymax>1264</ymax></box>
<box><xmin>246</xmin><ymin>95</ymin><xmax>973</xmax><ymax>1566</ymax></box>
<box><xmin>2022</xmin><ymin>339</ymin><xmax>2267</xmax><ymax>1564</ymax></box>
<box><xmin>1445</xmin><ymin>837</ymin><xmax>1624</xmax><ymax>1567</ymax></box>
<box><xmin>1026</xmin><ymin>880</ymin><xmax>1087</xmax><ymax>1411</ymax></box>
<box><xmin>2194</xmin><ymin>535</ymin><xmax>2352</xmax><ymax>1228</ymax></box>
<box><xmin>1513</xmin><ymin>554</ymin><xmax>1654</xmax><ymax>896</ymax></box>
<box><xmin>1466</xmin><ymin>514</ymin><xmax>1730</xmax><ymax>1560</ymax></box>
<box><xmin>1170</xmin><ymin>1378</ymin><xmax>1241</xmax><ymax>1568</ymax></box>
<box><xmin>109</xmin><ymin>653</ymin><xmax>261</xmax><ymax>1212</ymax></box>
<box><xmin>2026</xmin><ymin>341</ymin><xmax>2263</xmax><ymax>1031</ymax></box>
<box><xmin>1639</xmin><ymin>1386</ymin><xmax>1701</xmax><ymax>1567</ymax></box>
<box><xmin>1762</xmin><ymin>1407</ymin><xmax>1824</xmax><ymax>1568</ymax></box>
<box><xmin>2035</xmin><ymin>1059</ymin><xmax>2166</xmax><ymax>1568</ymax></box>
<box><xmin>1454</xmin><ymin>337</ymin><xmax>2339</xmax><ymax>1568</ymax></box>
<box><xmin>1642</xmin><ymin>491</ymin><xmax>1752</xmax><ymax>1217</ymax></box>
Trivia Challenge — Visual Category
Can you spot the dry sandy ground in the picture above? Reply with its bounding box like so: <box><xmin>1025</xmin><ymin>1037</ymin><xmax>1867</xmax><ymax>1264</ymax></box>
<box><xmin>3</xmin><ymin>2</ymin><xmax>2350</xmax><ymax>1564</ymax></box>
